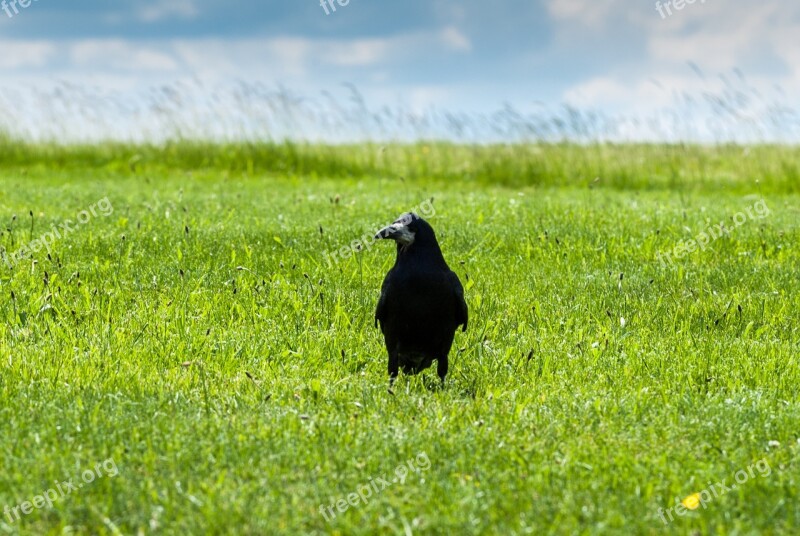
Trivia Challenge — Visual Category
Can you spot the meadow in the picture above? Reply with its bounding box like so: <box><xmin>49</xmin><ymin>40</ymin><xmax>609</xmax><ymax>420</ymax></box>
<box><xmin>0</xmin><ymin>140</ymin><xmax>799</xmax><ymax>534</ymax></box>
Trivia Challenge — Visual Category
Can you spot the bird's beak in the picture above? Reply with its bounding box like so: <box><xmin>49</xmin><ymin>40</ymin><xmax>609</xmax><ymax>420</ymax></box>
<box><xmin>375</xmin><ymin>222</ymin><xmax>415</xmax><ymax>245</ymax></box>
<box><xmin>375</xmin><ymin>224</ymin><xmax>400</xmax><ymax>240</ymax></box>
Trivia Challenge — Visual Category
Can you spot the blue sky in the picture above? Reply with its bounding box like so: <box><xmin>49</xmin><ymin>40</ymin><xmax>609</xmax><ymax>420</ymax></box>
<box><xmin>1</xmin><ymin>0</ymin><xmax>798</xmax><ymax>141</ymax></box>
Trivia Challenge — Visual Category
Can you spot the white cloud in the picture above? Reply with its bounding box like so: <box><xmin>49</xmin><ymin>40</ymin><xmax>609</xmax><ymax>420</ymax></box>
<box><xmin>324</xmin><ymin>39</ymin><xmax>390</xmax><ymax>67</ymax></box>
<box><xmin>440</xmin><ymin>27</ymin><xmax>471</xmax><ymax>52</ymax></box>
<box><xmin>563</xmin><ymin>77</ymin><xmax>671</xmax><ymax>113</ymax></box>
<box><xmin>70</xmin><ymin>40</ymin><xmax>178</xmax><ymax>71</ymax></box>
<box><xmin>551</xmin><ymin>0</ymin><xmax>800</xmax><ymax>131</ymax></box>
<box><xmin>171</xmin><ymin>37</ymin><xmax>316</xmax><ymax>78</ymax></box>
<box><xmin>0</xmin><ymin>40</ymin><xmax>56</xmax><ymax>69</ymax></box>
<box><xmin>0</xmin><ymin>25</ymin><xmax>474</xmax><ymax>86</ymax></box>
<box><xmin>644</xmin><ymin>2</ymin><xmax>786</xmax><ymax>71</ymax></box>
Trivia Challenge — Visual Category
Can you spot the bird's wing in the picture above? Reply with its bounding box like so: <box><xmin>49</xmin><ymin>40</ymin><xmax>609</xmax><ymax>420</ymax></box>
<box><xmin>375</xmin><ymin>271</ymin><xmax>392</xmax><ymax>329</ymax></box>
<box><xmin>449</xmin><ymin>270</ymin><xmax>468</xmax><ymax>331</ymax></box>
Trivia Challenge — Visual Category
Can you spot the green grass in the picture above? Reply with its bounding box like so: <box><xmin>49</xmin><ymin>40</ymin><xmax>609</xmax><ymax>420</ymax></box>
<box><xmin>0</xmin><ymin>141</ymin><xmax>799</xmax><ymax>535</ymax></box>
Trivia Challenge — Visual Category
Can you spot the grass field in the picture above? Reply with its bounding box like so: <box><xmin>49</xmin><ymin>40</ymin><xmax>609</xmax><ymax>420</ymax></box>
<box><xmin>1</xmin><ymin>141</ymin><xmax>799</xmax><ymax>535</ymax></box>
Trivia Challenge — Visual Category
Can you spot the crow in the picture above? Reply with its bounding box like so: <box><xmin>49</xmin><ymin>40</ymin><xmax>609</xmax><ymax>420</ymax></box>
<box><xmin>374</xmin><ymin>212</ymin><xmax>468</xmax><ymax>384</ymax></box>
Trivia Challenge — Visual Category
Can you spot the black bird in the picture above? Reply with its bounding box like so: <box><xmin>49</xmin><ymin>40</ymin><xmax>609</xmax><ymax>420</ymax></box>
<box><xmin>374</xmin><ymin>213</ymin><xmax>468</xmax><ymax>384</ymax></box>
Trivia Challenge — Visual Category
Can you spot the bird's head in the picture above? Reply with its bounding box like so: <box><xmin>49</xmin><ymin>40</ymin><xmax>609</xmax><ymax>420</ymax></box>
<box><xmin>374</xmin><ymin>212</ymin><xmax>437</xmax><ymax>252</ymax></box>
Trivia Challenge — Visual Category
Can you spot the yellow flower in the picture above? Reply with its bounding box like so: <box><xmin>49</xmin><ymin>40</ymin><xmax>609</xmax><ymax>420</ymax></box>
<box><xmin>682</xmin><ymin>492</ymin><xmax>702</xmax><ymax>510</ymax></box>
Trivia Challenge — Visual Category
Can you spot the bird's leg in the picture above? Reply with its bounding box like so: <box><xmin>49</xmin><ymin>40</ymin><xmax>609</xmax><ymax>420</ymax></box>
<box><xmin>437</xmin><ymin>357</ymin><xmax>448</xmax><ymax>385</ymax></box>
